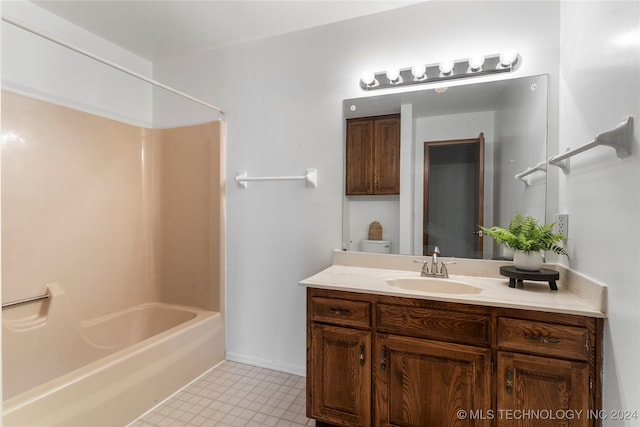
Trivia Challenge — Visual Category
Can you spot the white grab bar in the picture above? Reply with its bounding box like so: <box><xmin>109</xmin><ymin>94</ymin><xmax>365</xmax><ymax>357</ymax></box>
<box><xmin>2</xmin><ymin>293</ymin><xmax>49</xmax><ymax>308</ymax></box>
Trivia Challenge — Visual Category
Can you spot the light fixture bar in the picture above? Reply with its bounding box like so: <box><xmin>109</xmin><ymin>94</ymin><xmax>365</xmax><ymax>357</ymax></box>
<box><xmin>360</xmin><ymin>53</ymin><xmax>520</xmax><ymax>91</ymax></box>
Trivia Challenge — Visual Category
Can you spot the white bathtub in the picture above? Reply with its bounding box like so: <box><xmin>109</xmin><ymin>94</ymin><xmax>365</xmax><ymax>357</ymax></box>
<box><xmin>2</xmin><ymin>283</ymin><xmax>225</xmax><ymax>426</ymax></box>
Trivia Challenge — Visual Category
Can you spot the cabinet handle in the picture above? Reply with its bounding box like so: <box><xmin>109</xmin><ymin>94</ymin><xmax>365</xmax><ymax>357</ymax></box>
<box><xmin>380</xmin><ymin>346</ymin><xmax>387</xmax><ymax>371</ymax></box>
<box><xmin>526</xmin><ymin>335</ymin><xmax>560</xmax><ymax>344</ymax></box>
<box><xmin>328</xmin><ymin>308</ymin><xmax>351</xmax><ymax>316</ymax></box>
<box><xmin>506</xmin><ymin>368</ymin><xmax>513</xmax><ymax>396</ymax></box>
<box><xmin>359</xmin><ymin>344</ymin><xmax>365</xmax><ymax>366</ymax></box>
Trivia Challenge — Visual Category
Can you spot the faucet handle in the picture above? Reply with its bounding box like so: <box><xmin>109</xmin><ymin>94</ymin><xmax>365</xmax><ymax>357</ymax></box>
<box><xmin>440</xmin><ymin>263</ymin><xmax>448</xmax><ymax>277</ymax></box>
<box><xmin>440</xmin><ymin>260</ymin><xmax>456</xmax><ymax>278</ymax></box>
<box><xmin>413</xmin><ymin>259</ymin><xmax>430</xmax><ymax>275</ymax></box>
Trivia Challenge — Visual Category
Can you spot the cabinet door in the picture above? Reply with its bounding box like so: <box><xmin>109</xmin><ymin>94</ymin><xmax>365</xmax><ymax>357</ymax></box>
<box><xmin>345</xmin><ymin>119</ymin><xmax>374</xmax><ymax>195</ymax></box>
<box><xmin>375</xmin><ymin>334</ymin><xmax>491</xmax><ymax>427</ymax></box>
<box><xmin>373</xmin><ymin>117</ymin><xmax>400</xmax><ymax>194</ymax></box>
<box><xmin>309</xmin><ymin>323</ymin><xmax>371</xmax><ymax>427</ymax></box>
<box><xmin>497</xmin><ymin>352</ymin><xmax>591</xmax><ymax>427</ymax></box>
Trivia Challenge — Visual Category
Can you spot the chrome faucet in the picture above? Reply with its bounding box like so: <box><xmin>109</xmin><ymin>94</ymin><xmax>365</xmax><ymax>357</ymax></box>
<box><xmin>430</xmin><ymin>246</ymin><xmax>440</xmax><ymax>272</ymax></box>
<box><xmin>415</xmin><ymin>246</ymin><xmax>455</xmax><ymax>278</ymax></box>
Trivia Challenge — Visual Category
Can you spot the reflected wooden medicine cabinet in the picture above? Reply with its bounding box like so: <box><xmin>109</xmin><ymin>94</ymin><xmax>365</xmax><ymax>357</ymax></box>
<box><xmin>345</xmin><ymin>115</ymin><xmax>400</xmax><ymax>195</ymax></box>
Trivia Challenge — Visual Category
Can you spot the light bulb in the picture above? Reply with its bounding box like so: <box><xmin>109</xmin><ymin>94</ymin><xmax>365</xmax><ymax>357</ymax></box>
<box><xmin>468</xmin><ymin>55</ymin><xmax>485</xmax><ymax>72</ymax></box>
<box><xmin>439</xmin><ymin>60</ymin><xmax>454</xmax><ymax>76</ymax></box>
<box><xmin>386</xmin><ymin>68</ymin><xmax>401</xmax><ymax>83</ymax></box>
<box><xmin>411</xmin><ymin>64</ymin><xmax>426</xmax><ymax>80</ymax></box>
<box><xmin>499</xmin><ymin>50</ymin><xmax>518</xmax><ymax>67</ymax></box>
<box><xmin>361</xmin><ymin>71</ymin><xmax>376</xmax><ymax>86</ymax></box>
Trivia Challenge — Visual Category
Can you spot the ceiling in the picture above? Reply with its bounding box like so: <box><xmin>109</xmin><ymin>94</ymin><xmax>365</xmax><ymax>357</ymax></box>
<box><xmin>32</xmin><ymin>0</ymin><xmax>421</xmax><ymax>61</ymax></box>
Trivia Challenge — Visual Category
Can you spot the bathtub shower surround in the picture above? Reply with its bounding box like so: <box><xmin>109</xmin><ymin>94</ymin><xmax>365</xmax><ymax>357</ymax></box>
<box><xmin>1</xmin><ymin>90</ymin><xmax>223</xmax><ymax>315</ymax></box>
<box><xmin>1</xmin><ymin>90</ymin><xmax>225</xmax><ymax>425</ymax></box>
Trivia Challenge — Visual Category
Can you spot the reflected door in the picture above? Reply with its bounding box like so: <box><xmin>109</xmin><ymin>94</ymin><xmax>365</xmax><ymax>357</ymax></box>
<box><xmin>424</xmin><ymin>133</ymin><xmax>484</xmax><ymax>258</ymax></box>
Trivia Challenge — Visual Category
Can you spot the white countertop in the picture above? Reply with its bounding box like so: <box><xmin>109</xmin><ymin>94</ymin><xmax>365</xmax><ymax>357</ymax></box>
<box><xmin>299</xmin><ymin>252</ymin><xmax>607</xmax><ymax>318</ymax></box>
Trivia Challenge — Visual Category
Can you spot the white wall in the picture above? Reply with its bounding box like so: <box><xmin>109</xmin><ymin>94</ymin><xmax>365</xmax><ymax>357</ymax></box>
<box><xmin>559</xmin><ymin>1</ymin><xmax>640</xmax><ymax>421</ymax></box>
<box><xmin>1</xmin><ymin>1</ymin><xmax>153</xmax><ymax>127</ymax></box>
<box><xmin>154</xmin><ymin>0</ymin><xmax>561</xmax><ymax>375</ymax></box>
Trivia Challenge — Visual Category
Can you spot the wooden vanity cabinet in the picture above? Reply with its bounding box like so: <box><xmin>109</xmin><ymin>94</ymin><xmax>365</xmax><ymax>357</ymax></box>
<box><xmin>308</xmin><ymin>294</ymin><xmax>372</xmax><ymax>426</ymax></box>
<box><xmin>375</xmin><ymin>334</ymin><xmax>491</xmax><ymax>427</ymax></box>
<box><xmin>495</xmin><ymin>314</ymin><xmax>598</xmax><ymax>427</ymax></box>
<box><xmin>345</xmin><ymin>115</ymin><xmax>400</xmax><ymax>195</ymax></box>
<box><xmin>309</xmin><ymin>324</ymin><xmax>371</xmax><ymax>426</ymax></box>
<box><xmin>374</xmin><ymin>297</ymin><xmax>492</xmax><ymax>427</ymax></box>
<box><xmin>307</xmin><ymin>287</ymin><xmax>603</xmax><ymax>427</ymax></box>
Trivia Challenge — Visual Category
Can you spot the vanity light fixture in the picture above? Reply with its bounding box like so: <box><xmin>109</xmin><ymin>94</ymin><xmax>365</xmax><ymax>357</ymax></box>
<box><xmin>499</xmin><ymin>50</ymin><xmax>518</xmax><ymax>68</ymax></box>
<box><xmin>360</xmin><ymin>70</ymin><xmax>377</xmax><ymax>88</ymax></box>
<box><xmin>360</xmin><ymin>51</ymin><xmax>521</xmax><ymax>91</ymax></box>
<box><xmin>386</xmin><ymin>68</ymin><xmax>402</xmax><ymax>84</ymax></box>
<box><xmin>439</xmin><ymin>60</ymin><xmax>454</xmax><ymax>77</ymax></box>
<box><xmin>468</xmin><ymin>55</ymin><xmax>485</xmax><ymax>72</ymax></box>
<box><xmin>411</xmin><ymin>64</ymin><xmax>427</xmax><ymax>81</ymax></box>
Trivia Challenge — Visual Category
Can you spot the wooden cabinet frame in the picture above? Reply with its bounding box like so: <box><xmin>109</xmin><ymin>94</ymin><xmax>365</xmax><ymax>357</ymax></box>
<box><xmin>307</xmin><ymin>287</ymin><xmax>603</xmax><ymax>427</ymax></box>
<box><xmin>308</xmin><ymin>324</ymin><xmax>371</xmax><ymax>426</ymax></box>
<box><xmin>345</xmin><ymin>115</ymin><xmax>400</xmax><ymax>195</ymax></box>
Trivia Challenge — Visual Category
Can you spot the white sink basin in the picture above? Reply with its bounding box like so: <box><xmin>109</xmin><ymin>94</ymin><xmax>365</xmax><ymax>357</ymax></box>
<box><xmin>386</xmin><ymin>277</ymin><xmax>482</xmax><ymax>294</ymax></box>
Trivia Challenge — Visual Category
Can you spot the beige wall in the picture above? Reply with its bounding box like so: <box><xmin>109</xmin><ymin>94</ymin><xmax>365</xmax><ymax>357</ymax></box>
<box><xmin>1</xmin><ymin>91</ymin><xmax>221</xmax><ymax>318</ymax></box>
<box><xmin>152</xmin><ymin>123</ymin><xmax>221</xmax><ymax>311</ymax></box>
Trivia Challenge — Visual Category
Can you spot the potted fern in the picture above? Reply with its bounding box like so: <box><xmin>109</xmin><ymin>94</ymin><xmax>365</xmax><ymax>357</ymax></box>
<box><xmin>479</xmin><ymin>214</ymin><xmax>566</xmax><ymax>271</ymax></box>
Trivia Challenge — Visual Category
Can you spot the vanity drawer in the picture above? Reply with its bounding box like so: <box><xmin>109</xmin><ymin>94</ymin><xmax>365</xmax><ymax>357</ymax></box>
<box><xmin>497</xmin><ymin>318</ymin><xmax>591</xmax><ymax>361</ymax></box>
<box><xmin>311</xmin><ymin>297</ymin><xmax>371</xmax><ymax>329</ymax></box>
<box><xmin>376</xmin><ymin>303</ymin><xmax>491</xmax><ymax>346</ymax></box>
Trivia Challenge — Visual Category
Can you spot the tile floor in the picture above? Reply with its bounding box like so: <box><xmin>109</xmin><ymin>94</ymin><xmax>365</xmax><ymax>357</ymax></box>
<box><xmin>130</xmin><ymin>361</ymin><xmax>315</xmax><ymax>427</ymax></box>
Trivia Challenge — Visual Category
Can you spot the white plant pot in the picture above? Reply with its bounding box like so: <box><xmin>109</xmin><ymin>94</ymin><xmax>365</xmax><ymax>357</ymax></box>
<box><xmin>513</xmin><ymin>250</ymin><xmax>543</xmax><ymax>271</ymax></box>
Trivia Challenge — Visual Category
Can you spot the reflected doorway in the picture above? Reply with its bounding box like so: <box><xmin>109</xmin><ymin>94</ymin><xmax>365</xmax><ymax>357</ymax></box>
<box><xmin>423</xmin><ymin>133</ymin><xmax>484</xmax><ymax>258</ymax></box>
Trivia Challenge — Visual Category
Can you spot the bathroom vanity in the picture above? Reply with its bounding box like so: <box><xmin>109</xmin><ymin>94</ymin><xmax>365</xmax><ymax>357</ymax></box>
<box><xmin>301</xmin><ymin>251</ymin><xmax>606</xmax><ymax>427</ymax></box>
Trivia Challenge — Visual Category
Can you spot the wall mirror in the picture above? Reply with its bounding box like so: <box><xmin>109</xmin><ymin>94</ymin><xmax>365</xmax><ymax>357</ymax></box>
<box><xmin>342</xmin><ymin>74</ymin><xmax>548</xmax><ymax>260</ymax></box>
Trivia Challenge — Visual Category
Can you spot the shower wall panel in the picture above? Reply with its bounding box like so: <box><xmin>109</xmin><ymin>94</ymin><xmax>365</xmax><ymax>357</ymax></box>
<box><xmin>152</xmin><ymin>123</ymin><xmax>221</xmax><ymax>311</ymax></box>
<box><xmin>1</xmin><ymin>91</ymin><xmax>221</xmax><ymax>317</ymax></box>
